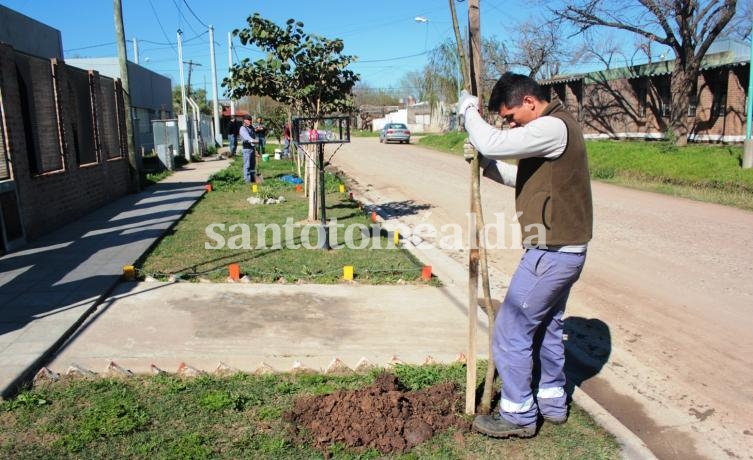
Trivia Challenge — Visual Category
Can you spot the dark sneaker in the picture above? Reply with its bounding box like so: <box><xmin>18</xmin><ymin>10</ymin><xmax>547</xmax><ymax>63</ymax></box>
<box><xmin>472</xmin><ymin>413</ymin><xmax>536</xmax><ymax>438</ymax></box>
<box><xmin>542</xmin><ymin>414</ymin><xmax>568</xmax><ymax>425</ymax></box>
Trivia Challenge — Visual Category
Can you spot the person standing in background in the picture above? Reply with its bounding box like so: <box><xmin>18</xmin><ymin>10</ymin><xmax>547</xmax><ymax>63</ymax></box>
<box><xmin>253</xmin><ymin>117</ymin><xmax>267</xmax><ymax>156</ymax></box>
<box><xmin>226</xmin><ymin>116</ymin><xmax>241</xmax><ymax>157</ymax></box>
<box><xmin>283</xmin><ymin>122</ymin><xmax>291</xmax><ymax>159</ymax></box>
<box><xmin>239</xmin><ymin>115</ymin><xmax>259</xmax><ymax>183</ymax></box>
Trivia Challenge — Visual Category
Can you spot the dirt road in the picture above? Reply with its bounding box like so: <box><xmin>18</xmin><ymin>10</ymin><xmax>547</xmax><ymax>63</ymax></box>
<box><xmin>329</xmin><ymin>136</ymin><xmax>753</xmax><ymax>460</ymax></box>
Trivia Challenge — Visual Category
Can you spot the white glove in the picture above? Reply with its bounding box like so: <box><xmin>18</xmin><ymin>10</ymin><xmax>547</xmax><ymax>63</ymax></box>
<box><xmin>457</xmin><ymin>90</ymin><xmax>479</xmax><ymax>117</ymax></box>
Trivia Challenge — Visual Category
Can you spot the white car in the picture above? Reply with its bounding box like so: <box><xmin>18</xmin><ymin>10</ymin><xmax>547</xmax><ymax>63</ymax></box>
<box><xmin>379</xmin><ymin>123</ymin><xmax>411</xmax><ymax>144</ymax></box>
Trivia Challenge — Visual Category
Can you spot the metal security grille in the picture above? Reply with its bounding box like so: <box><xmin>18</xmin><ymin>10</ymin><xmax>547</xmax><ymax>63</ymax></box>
<box><xmin>99</xmin><ymin>78</ymin><xmax>121</xmax><ymax>159</ymax></box>
<box><xmin>0</xmin><ymin>89</ymin><xmax>9</xmax><ymax>181</ymax></box>
<box><xmin>66</xmin><ymin>66</ymin><xmax>97</xmax><ymax>165</ymax></box>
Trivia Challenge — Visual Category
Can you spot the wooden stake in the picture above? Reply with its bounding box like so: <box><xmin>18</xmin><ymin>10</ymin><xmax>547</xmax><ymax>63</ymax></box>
<box><xmin>450</xmin><ymin>0</ymin><xmax>497</xmax><ymax>416</ymax></box>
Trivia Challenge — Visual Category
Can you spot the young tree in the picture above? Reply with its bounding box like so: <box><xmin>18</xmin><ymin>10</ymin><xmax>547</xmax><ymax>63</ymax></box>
<box><xmin>223</xmin><ymin>14</ymin><xmax>358</xmax><ymax>120</ymax></box>
<box><xmin>223</xmin><ymin>13</ymin><xmax>359</xmax><ymax>219</ymax></box>
<box><xmin>555</xmin><ymin>0</ymin><xmax>738</xmax><ymax>146</ymax></box>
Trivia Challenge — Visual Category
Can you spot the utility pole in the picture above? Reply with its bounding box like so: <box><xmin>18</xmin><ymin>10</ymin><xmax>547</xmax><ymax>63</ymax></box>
<box><xmin>113</xmin><ymin>0</ymin><xmax>141</xmax><ymax>191</ymax></box>
<box><xmin>743</xmin><ymin>19</ymin><xmax>753</xmax><ymax>168</ymax></box>
<box><xmin>132</xmin><ymin>37</ymin><xmax>139</xmax><ymax>64</ymax></box>
<box><xmin>177</xmin><ymin>29</ymin><xmax>191</xmax><ymax>161</ymax></box>
<box><xmin>209</xmin><ymin>25</ymin><xmax>221</xmax><ymax>147</ymax></box>
<box><xmin>185</xmin><ymin>59</ymin><xmax>202</xmax><ymax>98</ymax></box>
<box><xmin>228</xmin><ymin>31</ymin><xmax>235</xmax><ymax>117</ymax></box>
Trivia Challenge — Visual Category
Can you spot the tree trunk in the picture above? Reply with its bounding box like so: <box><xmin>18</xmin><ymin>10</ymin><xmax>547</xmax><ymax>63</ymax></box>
<box><xmin>307</xmin><ymin>153</ymin><xmax>317</xmax><ymax>221</ymax></box>
<box><xmin>670</xmin><ymin>60</ymin><xmax>698</xmax><ymax>147</ymax></box>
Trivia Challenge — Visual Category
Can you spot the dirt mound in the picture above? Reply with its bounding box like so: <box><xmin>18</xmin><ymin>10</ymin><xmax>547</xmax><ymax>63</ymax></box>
<box><xmin>285</xmin><ymin>373</ymin><xmax>469</xmax><ymax>455</ymax></box>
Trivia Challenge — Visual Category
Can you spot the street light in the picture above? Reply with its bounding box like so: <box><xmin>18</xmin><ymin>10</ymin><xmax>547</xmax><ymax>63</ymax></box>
<box><xmin>414</xmin><ymin>16</ymin><xmax>429</xmax><ymax>23</ymax></box>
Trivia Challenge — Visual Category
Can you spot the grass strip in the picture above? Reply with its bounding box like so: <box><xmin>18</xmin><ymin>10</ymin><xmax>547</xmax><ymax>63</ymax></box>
<box><xmin>418</xmin><ymin>133</ymin><xmax>753</xmax><ymax>210</ymax></box>
<box><xmin>0</xmin><ymin>364</ymin><xmax>621</xmax><ymax>459</ymax></box>
<box><xmin>139</xmin><ymin>153</ymin><xmax>431</xmax><ymax>284</ymax></box>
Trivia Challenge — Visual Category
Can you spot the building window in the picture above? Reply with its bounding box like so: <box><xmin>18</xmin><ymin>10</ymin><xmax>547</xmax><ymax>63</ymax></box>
<box><xmin>553</xmin><ymin>85</ymin><xmax>566</xmax><ymax>105</ymax></box>
<box><xmin>67</xmin><ymin>67</ymin><xmax>99</xmax><ymax>166</ymax></box>
<box><xmin>657</xmin><ymin>78</ymin><xmax>671</xmax><ymax>118</ymax></box>
<box><xmin>569</xmin><ymin>81</ymin><xmax>583</xmax><ymax>121</ymax></box>
<box><xmin>688</xmin><ymin>83</ymin><xmax>698</xmax><ymax>117</ymax></box>
<box><xmin>711</xmin><ymin>71</ymin><xmax>728</xmax><ymax>118</ymax></box>
<box><xmin>635</xmin><ymin>79</ymin><xmax>647</xmax><ymax>118</ymax></box>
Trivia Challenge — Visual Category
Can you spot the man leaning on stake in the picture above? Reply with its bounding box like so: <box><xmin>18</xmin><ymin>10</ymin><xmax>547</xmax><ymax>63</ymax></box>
<box><xmin>457</xmin><ymin>72</ymin><xmax>593</xmax><ymax>438</ymax></box>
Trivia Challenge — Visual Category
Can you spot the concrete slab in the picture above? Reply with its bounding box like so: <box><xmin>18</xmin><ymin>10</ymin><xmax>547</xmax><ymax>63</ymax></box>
<box><xmin>48</xmin><ymin>281</ymin><xmax>490</xmax><ymax>374</ymax></box>
<box><xmin>0</xmin><ymin>157</ymin><xmax>231</xmax><ymax>396</ymax></box>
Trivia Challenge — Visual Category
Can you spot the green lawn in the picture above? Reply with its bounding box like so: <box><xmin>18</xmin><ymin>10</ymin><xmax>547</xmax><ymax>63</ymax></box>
<box><xmin>587</xmin><ymin>140</ymin><xmax>753</xmax><ymax>209</ymax></box>
<box><xmin>0</xmin><ymin>364</ymin><xmax>620</xmax><ymax>459</ymax></box>
<box><xmin>138</xmin><ymin>154</ymin><xmax>430</xmax><ymax>284</ymax></box>
<box><xmin>418</xmin><ymin>133</ymin><xmax>753</xmax><ymax>210</ymax></box>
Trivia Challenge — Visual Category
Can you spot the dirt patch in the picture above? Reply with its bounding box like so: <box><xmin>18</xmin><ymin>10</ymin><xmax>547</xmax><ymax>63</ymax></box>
<box><xmin>285</xmin><ymin>373</ymin><xmax>469</xmax><ymax>455</ymax></box>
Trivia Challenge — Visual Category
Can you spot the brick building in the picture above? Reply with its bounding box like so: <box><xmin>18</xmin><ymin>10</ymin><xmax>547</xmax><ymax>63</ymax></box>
<box><xmin>540</xmin><ymin>39</ymin><xmax>750</xmax><ymax>143</ymax></box>
<box><xmin>66</xmin><ymin>57</ymin><xmax>173</xmax><ymax>154</ymax></box>
<box><xmin>0</xmin><ymin>6</ymin><xmax>131</xmax><ymax>253</ymax></box>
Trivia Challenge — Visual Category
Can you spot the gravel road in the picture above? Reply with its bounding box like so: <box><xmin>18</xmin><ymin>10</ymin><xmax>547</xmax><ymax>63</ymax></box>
<box><xmin>329</xmin><ymin>136</ymin><xmax>753</xmax><ymax>460</ymax></box>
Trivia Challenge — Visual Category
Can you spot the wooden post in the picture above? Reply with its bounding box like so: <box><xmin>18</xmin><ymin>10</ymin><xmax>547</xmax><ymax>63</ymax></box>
<box><xmin>113</xmin><ymin>0</ymin><xmax>141</xmax><ymax>191</ymax></box>
<box><xmin>450</xmin><ymin>0</ymin><xmax>496</xmax><ymax>416</ymax></box>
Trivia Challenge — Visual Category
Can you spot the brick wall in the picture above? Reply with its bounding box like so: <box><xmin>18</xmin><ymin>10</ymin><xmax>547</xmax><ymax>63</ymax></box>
<box><xmin>542</xmin><ymin>63</ymin><xmax>750</xmax><ymax>143</ymax></box>
<box><xmin>0</xmin><ymin>43</ymin><xmax>131</xmax><ymax>242</ymax></box>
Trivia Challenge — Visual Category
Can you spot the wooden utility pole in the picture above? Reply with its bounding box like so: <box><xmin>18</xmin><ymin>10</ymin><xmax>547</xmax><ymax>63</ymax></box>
<box><xmin>113</xmin><ymin>0</ymin><xmax>141</xmax><ymax>191</ymax></box>
<box><xmin>185</xmin><ymin>60</ymin><xmax>202</xmax><ymax>98</ymax></box>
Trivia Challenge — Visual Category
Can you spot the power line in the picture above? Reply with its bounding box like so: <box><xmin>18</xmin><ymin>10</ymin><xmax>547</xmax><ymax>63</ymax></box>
<box><xmin>356</xmin><ymin>50</ymin><xmax>430</xmax><ymax>63</ymax></box>
<box><xmin>148</xmin><ymin>0</ymin><xmax>176</xmax><ymax>53</ymax></box>
<box><xmin>64</xmin><ymin>41</ymin><xmax>116</xmax><ymax>52</ymax></box>
<box><xmin>182</xmin><ymin>0</ymin><xmax>208</xmax><ymax>29</ymax></box>
<box><xmin>171</xmin><ymin>0</ymin><xmax>200</xmax><ymax>37</ymax></box>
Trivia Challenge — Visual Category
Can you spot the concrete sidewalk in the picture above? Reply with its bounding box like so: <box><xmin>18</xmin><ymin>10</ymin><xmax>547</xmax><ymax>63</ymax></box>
<box><xmin>0</xmin><ymin>157</ymin><xmax>230</xmax><ymax>397</ymax></box>
<box><xmin>47</xmin><ymin>281</ymin><xmax>485</xmax><ymax>375</ymax></box>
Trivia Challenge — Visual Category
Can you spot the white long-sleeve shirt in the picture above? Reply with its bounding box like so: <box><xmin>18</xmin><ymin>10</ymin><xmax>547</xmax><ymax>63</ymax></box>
<box><xmin>464</xmin><ymin>108</ymin><xmax>568</xmax><ymax>187</ymax></box>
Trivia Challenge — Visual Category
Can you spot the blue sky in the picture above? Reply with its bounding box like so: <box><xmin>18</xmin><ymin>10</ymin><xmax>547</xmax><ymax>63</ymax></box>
<box><xmin>1</xmin><ymin>0</ymin><xmax>540</xmax><ymax>93</ymax></box>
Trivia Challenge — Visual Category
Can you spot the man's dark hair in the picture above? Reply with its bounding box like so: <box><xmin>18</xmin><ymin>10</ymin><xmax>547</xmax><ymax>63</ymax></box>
<box><xmin>487</xmin><ymin>72</ymin><xmax>549</xmax><ymax>112</ymax></box>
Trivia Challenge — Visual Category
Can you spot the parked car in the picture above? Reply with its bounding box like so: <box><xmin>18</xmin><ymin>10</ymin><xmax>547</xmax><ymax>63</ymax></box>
<box><xmin>379</xmin><ymin>123</ymin><xmax>411</xmax><ymax>144</ymax></box>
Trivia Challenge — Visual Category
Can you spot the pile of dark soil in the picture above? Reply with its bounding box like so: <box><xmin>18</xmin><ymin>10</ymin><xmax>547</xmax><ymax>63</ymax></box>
<box><xmin>285</xmin><ymin>373</ymin><xmax>470</xmax><ymax>455</ymax></box>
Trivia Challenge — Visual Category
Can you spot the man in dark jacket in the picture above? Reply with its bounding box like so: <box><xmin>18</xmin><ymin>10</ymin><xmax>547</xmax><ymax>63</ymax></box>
<box><xmin>226</xmin><ymin>117</ymin><xmax>241</xmax><ymax>157</ymax></box>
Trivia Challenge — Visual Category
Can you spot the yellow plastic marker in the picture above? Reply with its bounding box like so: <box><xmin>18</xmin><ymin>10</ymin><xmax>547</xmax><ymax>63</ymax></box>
<box><xmin>339</xmin><ymin>184</ymin><xmax>345</xmax><ymax>193</ymax></box>
<box><xmin>343</xmin><ymin>265</ymin><xmax>354</xmax><ymax>280</ymax></box>
<box><xmin>393</xmin><ymin>230</ymin><xmax>400</xmax><ymax>245</ymax></box>
<box><xmin>252</xmin><ymin>184</ymin><xmax>258</xmax><ymax>193</ymax></box>
<box><xmin>122</xmin><ymin>265</ymin><xmax>136</xmax><ymax>281</ymax></box>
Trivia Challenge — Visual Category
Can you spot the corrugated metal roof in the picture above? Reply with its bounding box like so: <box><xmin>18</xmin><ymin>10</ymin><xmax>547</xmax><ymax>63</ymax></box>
<box><xmin>541</xmin><ymin>39</ymin><xmax>750</xmax><ymax>85</ymax></box>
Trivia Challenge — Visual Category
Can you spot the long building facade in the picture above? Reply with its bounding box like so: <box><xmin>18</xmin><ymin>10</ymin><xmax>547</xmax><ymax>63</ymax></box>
<box><xmin>540</xmin><ymin>39</ymin><xmax>750</xmax><ymax>143</ymax></box>
<box><xmin>0</xmin><ymin>6</ymin><xmax>132</xmax><ymax>253</ymax></box>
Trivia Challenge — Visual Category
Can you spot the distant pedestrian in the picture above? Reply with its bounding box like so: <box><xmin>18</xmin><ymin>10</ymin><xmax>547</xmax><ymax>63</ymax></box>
<box><xmin>253</xmin><ymin>117</ymin><xmax>267</xmax><ymax>156</ymax></box>
<box><xmin>240</xmin><ymin>115</ymin><xmax>259</xmax><ymax>183</ymax></box>
<box><xmin>226</xmin><ymin>116</ymin><xmax>241</xmax><ymax>157</ymax></box>
<box><xmin>283</xmin><ymin>122</ymin><xmax>291</xmax><ymax>159</ymax></box>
